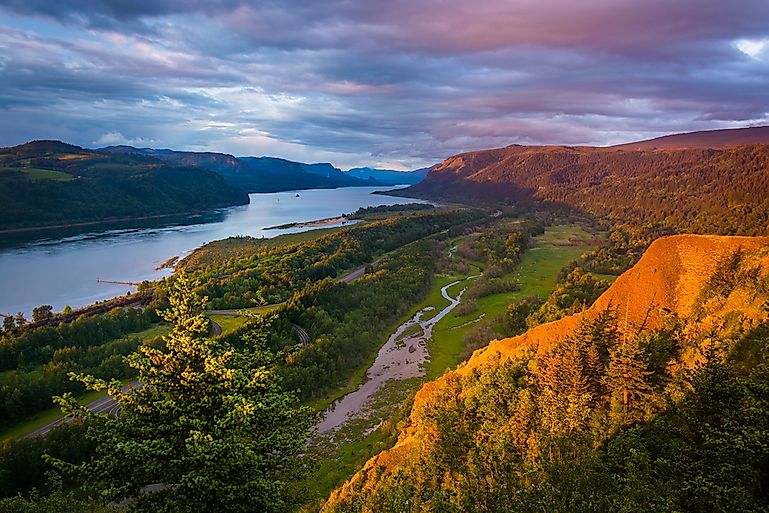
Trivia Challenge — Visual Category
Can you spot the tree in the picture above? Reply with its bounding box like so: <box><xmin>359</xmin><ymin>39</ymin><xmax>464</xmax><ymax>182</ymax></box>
<box><xmin>50</xmin><ymin>271</ymin><xmax>312</xmax><ymax>512</ymax></box>
<box><xmin>607</xmin><ymin>334</ymin><xmax>653</xmax><ymax>426</ymax></box>
<box><xmin>32</xmin><ymin>305</ymin><xmax>53</xmax><ymax>322</ymax></box>
<box><xmin>2</xmin><ymin>315</ymin><xmax>15</xmax><ymax>332</ymax></box>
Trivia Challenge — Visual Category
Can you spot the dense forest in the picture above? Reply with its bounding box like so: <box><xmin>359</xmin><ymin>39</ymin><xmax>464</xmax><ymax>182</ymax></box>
<box><xmin>325</xmin><ymin>322</ymin><xmax>769</xmax><ymax>512</ymax></box>
<box><xmin>227</xmin><ymin>239</ymin><xmax>439</xmax><ymax>400</ymax></box>
<box><xmin>403</xmin><ymin>143</ymin><xmax>769</xmax><ymax>235</ymax></box>
<box><xmin>0</xmin><ymin>208</ymin><xmax>487</xmax><ymax>509</ymax></box>
<box><xmin>2</xmin><ymin>198</ymin><xmax>768</xmax><ymax>513</ymax></box>
<box><xmin>0</xmin><ymin>307</ymin><xmax>161</xmax><ymax>429</ymax></box>
<box><xmin>183</xmin><ymin>208</ymin><xmax>485</xmax><ymax>309</ymax></box>
<box><xmin>0</xmin><ymin>141</ymin><xmax>247</xmax><ymax>230</ymax></box>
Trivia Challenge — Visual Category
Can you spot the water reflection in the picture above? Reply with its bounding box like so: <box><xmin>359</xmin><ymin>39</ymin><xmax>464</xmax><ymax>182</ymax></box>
<box><xmin>0</xmin><ymin>187</ymin><xmax>428</xmax><ymax>316</ymax></box>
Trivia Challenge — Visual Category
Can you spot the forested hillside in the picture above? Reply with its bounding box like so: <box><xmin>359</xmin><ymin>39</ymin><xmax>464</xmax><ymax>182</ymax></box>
<box><xmin>402</xmin><ymin>139</ymin><xmax>769</xmax><ymax>235</ymax></box>
<box><xmin>101</xmin><ymin>146</ymin><xmax>373</xmax><ymax>192</ymax></box>
<box><xmin>0</xmin><ymin>141</ymin><xmax>248</xmax><ymax>231</ymax></box>
<box><xmin>323</xmin><ymin>235</ymin><xmax>769</xmax><ymax>512</ymax></box>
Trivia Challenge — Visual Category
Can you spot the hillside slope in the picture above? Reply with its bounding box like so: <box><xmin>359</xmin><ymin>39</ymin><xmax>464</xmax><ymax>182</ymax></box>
<box><xmin>613</xmin><ymin>125</ymin><xmax>769</xmax><ymax>150</ymax></box>
<box><xmin>401</xmin><ymin>128</ymin><xmax>769</xmax><ymax>235</ymax></box>
<box><xmin>324</xmin><ymin>234</ymin><xmax>769</xmax><ymax>512</ymax></box>
<box><xmin>0</xmin><ymin>141</ymin><xmax>248</xmax><ymax>231</ymax></box>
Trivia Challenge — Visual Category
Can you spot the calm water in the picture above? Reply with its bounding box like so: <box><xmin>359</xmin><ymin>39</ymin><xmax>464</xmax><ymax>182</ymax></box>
<box><xmin>0</xmin><ymin>187</ymin><xmax>428</xmax><ymax>317</ymax></box>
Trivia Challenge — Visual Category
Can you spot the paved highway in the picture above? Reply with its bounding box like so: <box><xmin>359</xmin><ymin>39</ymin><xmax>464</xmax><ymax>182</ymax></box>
<box><xmin>23</xmin><ymin>381</ymin><xmax>140</xmax><ymax>439</ymax></box>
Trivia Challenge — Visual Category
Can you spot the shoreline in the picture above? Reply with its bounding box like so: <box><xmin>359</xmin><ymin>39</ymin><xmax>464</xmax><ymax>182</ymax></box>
<box><xmin>0</xmin><ymin>209</ymin><xmax>229</xmax><ymax>235</ymax></box>
<box><xmin>264</xmin><ymin>215</ymin><xmax>352</xmax><ymax>230</ymax></box>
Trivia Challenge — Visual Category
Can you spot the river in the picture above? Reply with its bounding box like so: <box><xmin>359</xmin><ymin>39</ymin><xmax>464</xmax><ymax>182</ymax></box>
<box><xmin>0</xmin><ymin>186</ymin><xmax>428</xmax><ymax>317</ymax></box>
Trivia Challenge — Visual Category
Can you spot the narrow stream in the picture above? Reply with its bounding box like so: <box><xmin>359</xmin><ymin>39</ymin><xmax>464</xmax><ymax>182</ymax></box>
<box><xmin>316</xmin><ymin>273</ymin><xmax>479</xmax><ymax>434</ymax></box>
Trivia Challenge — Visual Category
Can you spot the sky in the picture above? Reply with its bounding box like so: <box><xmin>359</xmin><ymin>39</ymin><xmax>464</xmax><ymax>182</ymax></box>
<box><xmin>0</xmin><ymin>1</ymin><xmax>767</xmax><ymax>169</ymax></box>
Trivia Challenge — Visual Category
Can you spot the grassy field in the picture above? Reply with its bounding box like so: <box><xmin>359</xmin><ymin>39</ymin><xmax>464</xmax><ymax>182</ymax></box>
<box><xmin>209</xmin><ymin>314</ymin><xmax>249</xmax><ymax>335</ymax></box>
<box><xmin>423</xmin><ymin>224</ymin><xmax>601</xmax><ymax>379</ymax></box>
<box><xmin>133</xmin><ymin>322</ymin><xmax>171</xmax><ymax>340</ymax></box>
<box><xmin>0</xmin><ymin>166</ymin><xmax>74</xmax><ymax>181</ymax></box>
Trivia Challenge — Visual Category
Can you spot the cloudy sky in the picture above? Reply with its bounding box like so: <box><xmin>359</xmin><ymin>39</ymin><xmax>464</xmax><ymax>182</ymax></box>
<box><xmin>0</xmin><ymin>1</ymin><xmax>767</xmax><ymax>169</ymax></box>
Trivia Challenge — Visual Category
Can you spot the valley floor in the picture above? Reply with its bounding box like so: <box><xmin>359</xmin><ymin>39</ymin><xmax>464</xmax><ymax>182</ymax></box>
<box><xmin>294</xmin><ymin>223</ymin><xmax>602</xmax><ymax>511</ymax></box>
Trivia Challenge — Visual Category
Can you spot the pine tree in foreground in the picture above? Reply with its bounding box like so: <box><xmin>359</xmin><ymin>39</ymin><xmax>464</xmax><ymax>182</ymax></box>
<box><xmin>50</xmin><ymin>271</ymin><xmax>312</xmax><ymax>513</ymax></box>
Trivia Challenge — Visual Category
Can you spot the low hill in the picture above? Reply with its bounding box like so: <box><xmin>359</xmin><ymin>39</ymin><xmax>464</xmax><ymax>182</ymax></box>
<box><xmin>400</xmin><ymin>130</ymin><xmax>769</xmax><ymax>235</ymax></box>
<box><xmin>345</xmin><ymin>166</ymin><xmax>431</xmax><ymax>185</ymax></box>
<box><xmin>102</xmin><ymin>146</ymin><xmax>373</xmax><ymax>192</ymax></box>
<box><xmin>0</xmin><ymin>141</ymin><xmax>248</xmax><ymax>231</ymax></box>
<box><xmin>324</xmin><ymin>234</ymin><xmax>769</xmax><ymax>512</ymax></box>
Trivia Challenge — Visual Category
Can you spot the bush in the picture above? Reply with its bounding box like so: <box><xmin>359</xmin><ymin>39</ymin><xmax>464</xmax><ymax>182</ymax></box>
<box><xmin>454</xmin><ymin>301</ymin><xmax>479</xmax><ymax>317</ymax></box>
<box><xmin>461</xmin><ymin>322</ymin><xmax>497</xmax><ymax>360</ymax></box>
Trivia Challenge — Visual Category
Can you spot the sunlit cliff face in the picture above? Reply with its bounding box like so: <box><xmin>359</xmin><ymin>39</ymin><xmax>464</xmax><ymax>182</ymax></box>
<box><xmin>1</xmin><ymin>0</ymin><xmax>768</xmax><ymax>167</ymax></box>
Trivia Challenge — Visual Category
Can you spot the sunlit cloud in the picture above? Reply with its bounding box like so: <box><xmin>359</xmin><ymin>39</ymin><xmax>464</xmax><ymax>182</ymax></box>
<box><xmin>93</xmin><ymin>132</ymin><xmax>155</xmax><ymax>147</ymax></box>
<box><xmin>735</xmin><ymin>38</ymin><xmax>769</xmax><ymax>60</ymax></box>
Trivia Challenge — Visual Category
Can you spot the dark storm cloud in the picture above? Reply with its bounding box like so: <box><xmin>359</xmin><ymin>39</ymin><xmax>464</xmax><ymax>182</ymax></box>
<box><xmin>0</xmin><ymin>0</ymin><xmax>767</xmax><ymax>167</ymax></box>
<box><xmin>0</xmin><ymin>0</ymin><xmax>246</xmax><ymax>30</ymax></box>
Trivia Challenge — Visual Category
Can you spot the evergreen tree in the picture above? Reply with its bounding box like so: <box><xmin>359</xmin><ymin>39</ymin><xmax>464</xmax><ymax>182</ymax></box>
<box><xmin>50</xmin><ymin>271</ymin><xmax>312</xmax><ymax>512</ymax></box>
<box><xmin>607</xmin><ymin>334</ymin><xmax>653</xmax><ymax>426</ymax></box>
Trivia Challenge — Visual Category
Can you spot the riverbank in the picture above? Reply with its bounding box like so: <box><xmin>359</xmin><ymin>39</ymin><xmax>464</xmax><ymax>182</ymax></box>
<box><xmin>1</xmin><ymin>186</ymin><xmax>422</xmax><ymax>318</ymax></box>
<box><xmin>264</xmin><ymin>215</ymin><xmax>352</xmax><ymax>230</ymax></box>
<box><xmin>0</xmin><ymin>208</ymin><xmax>232</xmax><ymax>235</ymax></box>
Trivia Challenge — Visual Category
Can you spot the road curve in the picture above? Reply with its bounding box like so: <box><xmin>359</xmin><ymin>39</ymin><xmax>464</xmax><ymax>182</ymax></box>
<box><xmin>22</xmin><ymin>381</ymin><xmax>141</xmax><ymax>440</ymax></box>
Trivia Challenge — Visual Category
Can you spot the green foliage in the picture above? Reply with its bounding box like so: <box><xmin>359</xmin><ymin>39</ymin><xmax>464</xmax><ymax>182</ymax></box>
<box><xmin>0</xmin><ymin>422</ymin><xmax>95</xmax><ymax>499</ymax></box>
<box><xmin>0</xmin><ymin>308</ymin><xmax>158</xmax><ymax>430</ymax></box>
<box><xmin>348</xmin><ymin>203</ymin><xmax>435</xmax><ymax>217</ymax></box>
<box><xmin>527</xmin><ymin>267</ymin><xmax>612</xmax><ymax>327</ymax></box>
<box><xmin>31</xmin><ymin>305</ymin><xmax>53</xmax><ymax>323</ymax></box>
<box><xmin>325</xmin><ymin>315</ymin><xmax>769</xmax><ymax>513</ymax></box>
<box><xmin>455</xmin><ymin>223</ymin><xmax>537</xmax><ymax>269</ymax></box>
<box><xmin>415</xmin><ymin>143</ymin><xmax>769</xmax><ymax>236</ymax></box>
<box><xmin>464</xmin><ymin>276</ymin><xmax>519</xmax><ymax>300</ymax></box>
<box><xmin>503</xmin><ymin>296</ymin><xmax>541</xmax><ymax>336</ymax></box>
<box><xmin>49</xmin><ymin>271</ymin><xmax>312</xmax><ymax>512</ymax></box>
<box><xmin>0</xmin><ymin>473</ymin><xmax>111</xmax><ymax>512</ymax></box>
<box><xmin>186</xmin><ymin>209</ymin><xmax>483</xmax><ymax>309</ymax></box>
<box><xmin>0</xmin><ymin>141</ymin><xmax>247</xmax><ymax>230</ymax></box>
<box><xmin>262</xmin><ymin>240</ymin><xmax>439</xmax><ymax>400</ymax></box>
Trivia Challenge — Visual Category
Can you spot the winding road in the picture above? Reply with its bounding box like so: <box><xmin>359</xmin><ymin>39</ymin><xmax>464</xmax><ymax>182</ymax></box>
<box><xmin>23</xmin><ymin>381</ymin><xmax>140</xmax><ymax>439</ymax></box>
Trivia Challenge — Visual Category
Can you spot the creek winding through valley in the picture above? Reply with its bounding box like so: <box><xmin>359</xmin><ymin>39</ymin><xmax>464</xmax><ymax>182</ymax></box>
<box><xmin>316</xmin><ymin>271</ymin><xmax>481</xmax><ymax>435</ymax></box>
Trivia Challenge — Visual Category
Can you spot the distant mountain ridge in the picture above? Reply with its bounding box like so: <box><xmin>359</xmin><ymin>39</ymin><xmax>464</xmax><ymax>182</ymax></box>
<box><xmin>399</xmin><ymin>126</ymin><xmax>769</xmax><ymax>235</ymax></box>
<box><xmin>102</xmin><ymin>146</ymin><xmax>379</xmax><ymax>192</ymax></box>
<box><xmin>345</xmin><ymin>166</ymin><xmax>431</xmax><ymax>185</ymax></box>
